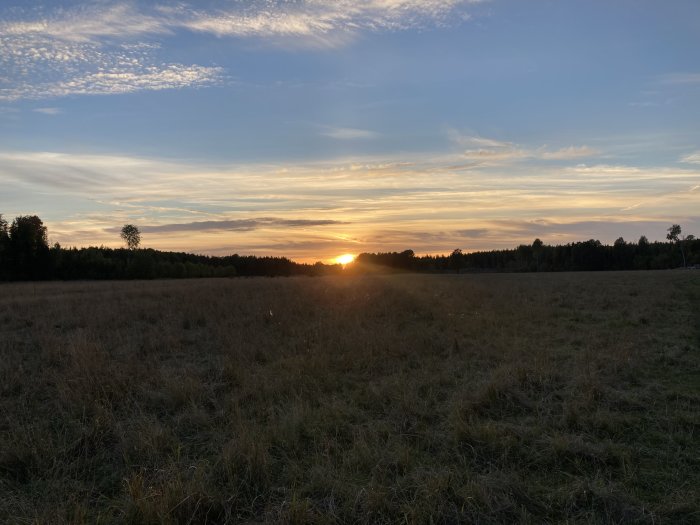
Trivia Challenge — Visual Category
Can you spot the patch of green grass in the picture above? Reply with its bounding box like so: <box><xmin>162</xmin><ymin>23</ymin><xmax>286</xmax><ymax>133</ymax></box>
<box><xmin>0</xmin><ymin>271</ymin><xmax>698</xmax><ymax>523</ymax></box>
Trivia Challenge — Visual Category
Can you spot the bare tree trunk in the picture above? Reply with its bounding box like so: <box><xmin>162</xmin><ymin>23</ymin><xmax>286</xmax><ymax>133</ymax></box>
<box><xmin>681</xmin><ymin>244</ymin><xmax>686</xmax><ymax>268</ymax></box>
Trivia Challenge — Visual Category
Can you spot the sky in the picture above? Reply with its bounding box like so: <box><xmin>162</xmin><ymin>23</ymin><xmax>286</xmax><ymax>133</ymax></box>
<box><xmin>1</xmin><ymin>0</ymin><xmax>699</xmax><ymax>263</ymax></box>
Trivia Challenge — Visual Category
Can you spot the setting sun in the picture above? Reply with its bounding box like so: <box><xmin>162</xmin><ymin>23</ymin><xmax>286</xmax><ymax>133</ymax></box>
<box><xmin>335</xmin><ymin>254</ymin><xmax>355</xmax><ymax>265</ymax></box>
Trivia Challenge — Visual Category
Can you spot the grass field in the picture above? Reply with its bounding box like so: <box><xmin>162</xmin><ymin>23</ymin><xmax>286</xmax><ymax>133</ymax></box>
<box><xmin>1</xmin><ymin>271</ymin><xmax>699</xmax><ymax>524</ymax></box>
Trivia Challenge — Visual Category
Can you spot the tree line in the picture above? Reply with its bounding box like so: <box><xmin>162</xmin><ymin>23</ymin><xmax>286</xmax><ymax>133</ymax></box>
<box><xmin>353</xmin><ymin>229</ymin><xmax>698</xmax><ymax>273</ymax></box>
<box><xmin>0</xmin><ymin>214</ymin><xmax>697</xmax><ymax>281</ymax></box>
<box><xmin>0</xmin><ymin>215</ymin><xmax>341</xmax><ymax>280</ymax></box>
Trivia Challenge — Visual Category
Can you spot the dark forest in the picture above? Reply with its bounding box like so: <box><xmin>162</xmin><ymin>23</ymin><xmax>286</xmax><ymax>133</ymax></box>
<box><xmin>1</xmin><ymin>214</ymin><xmax>697</xmax><ymax>281</ymax></box>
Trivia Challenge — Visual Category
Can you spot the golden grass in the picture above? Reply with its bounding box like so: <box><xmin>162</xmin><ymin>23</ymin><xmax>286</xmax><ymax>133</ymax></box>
<box><xmin>1</xmin><ymin>272</ymin><xmax>699</xmax><ymax>523</ymax></box>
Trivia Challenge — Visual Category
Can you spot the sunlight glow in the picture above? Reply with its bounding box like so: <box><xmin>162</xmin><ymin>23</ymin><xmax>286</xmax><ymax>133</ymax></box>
<box><xmin>335</xmin><ymin>253</ymin><xmax>355</xmax><ymax>265</ymax></box>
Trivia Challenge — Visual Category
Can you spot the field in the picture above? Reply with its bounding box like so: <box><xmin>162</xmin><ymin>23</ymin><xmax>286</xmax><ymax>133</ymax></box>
<box><xmin>1</xmin><ymin>272</ymin><xmax>699</xmax><ymax>524</ymax></box>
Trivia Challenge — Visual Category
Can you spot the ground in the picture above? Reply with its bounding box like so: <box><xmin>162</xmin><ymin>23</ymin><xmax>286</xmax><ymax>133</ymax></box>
<box><xmin>1</xmin><ymin>271</ymin><xmax>699</xmax><ymax>524</ymax></box>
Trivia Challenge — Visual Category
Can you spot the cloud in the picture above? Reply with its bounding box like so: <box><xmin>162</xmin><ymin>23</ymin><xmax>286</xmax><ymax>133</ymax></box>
<box><xmin>32</xmin><ymin>107</ymin><xmax>62</xmax><ymax>115</ymax></box>
<box><xmin>620</xmin><ymin>202</ymin><xmax>644</xmax><ymax>211</ymax></box>
<box><xmin>566</xmin><ymin>164</ymin><xmax>642</xmax><ymax>176</ymax></box>
<box><xmin>449</xmin><ymin>131</ymin><xmax>528</xmax><ymax>163</ymax></box>
<box><xmin>539</xmin><ymin>146</ymin><xmax>598</xmax><ymax>160</ymax></box>
<box><xmin>448</xmin><ymin>130</ymin><xmax>513</xmax><ymax>149</ymax></box>
<box><xmin>0</xmin><ymin>1</ymin><xmax>486</xmax><ymax>101</ymax></box>
<box><xmin>455</xmin><ymin>218</ymin><xmax>690</xmax><ymax>244</ymax></box>
<box><xmin>0</xmin><ymin>16</ymin><xmax>223</xmax><ymax>102</ymax></box>
<box><xmin>461</xmin><ymin>147</ymin><xmax>530</xmax><ymax>162</ymax></box>
<box><xmin>0</xmin><ymin>4</ymin><xmax>218</xmax><ymax>101</ymax></box>
<box><xmin>449</xmin><ymin>131</ymin><xmax>598</xmax><ymax>164</ymax></box>
<box><xmin>681</xmin><ymin>151</ymin><xmax>700</xmax><ymax>164</ymax></box>
<box><xmin>658</xmin><ymin>73</ymin><xmax>700</xmax><ymax>85</ymax></box>
<box><xmin>108</xmin><ymin>218</ymin><xmax>347</xmax><ymax>234</ymax></box>
<box><xmin>3</xmin><ymin>148</ymin><xmax>698</xmax><ymax>261</ymax></box>
<box><xmin>460</xmin><ymin>142</ymin><xmax>597</xmax><ymax>163</ymax></box>
<box><xmin>322</xmin><ymin>126</ymin><xmax>380</xmax><ymax>140</ymax></box>
<box><xmin>2</xmin><ymin>64</ymin><xmax>222</xmax><ymax>101</ymax></box>
<box><xmin>2</xmin><ymin>1</ymin><xmax>482</xmax><ymax>44</ymax></box>
<box><xmin>179</xmin><ymin>0</ymin><xmax>482</xmax><ymax>43</ymax></box>
<box><xmin>1</xmin><ymin>4</ymin><xmax>169</xmax><ymax>42</ymax></box>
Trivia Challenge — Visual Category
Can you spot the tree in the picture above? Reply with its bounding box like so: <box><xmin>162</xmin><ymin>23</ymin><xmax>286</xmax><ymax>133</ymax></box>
<box><xmin>449</xmin><ymin>248</ymin><xmax>463</xmax><ymax>271</ymax></box>
<box><xmin>613</xmin><ymin>237</ymin><xmax>629</xmax><ymax>270</ymax></box>
<box><xmin>667</xmin><ymin>224</ymin><xmax>686</xmax><ymax>267</ymax></box>
<box><xmin>667</xmin><ymin>224</ymin><xmax>681</xmax><ymax>242</ymax></box>
<box><xmin>684</xmin><ymin>235</ymin><xmax>696</xmax><ymax>266</ymax></box>
<box><xmin>0</xmin><ymin>214</ymin><xmax>8</xmax><ymax>277</ymax></box>
<box><xmin>9</xmin><ymin>215</ymin><xmax>50</xmax><ymax>278</ymax></box>
<box><xmin>10</xmin><ymin>215</ymin><xmax>48</xmax><ymax>252</ymax></box>
<box><xmin>532</xmin><ymin>238</ymin><xmax>544</xmax><ymax>271</ymax></box>
<box><xmin>0</xmin><ymin>214</ymin><xmax>8</xmax><ymax>251</ymax></box>
<box><xmin>120</xmin><ymin>224</ymin><xmax>141</xmax><ymax>250</ymax></box>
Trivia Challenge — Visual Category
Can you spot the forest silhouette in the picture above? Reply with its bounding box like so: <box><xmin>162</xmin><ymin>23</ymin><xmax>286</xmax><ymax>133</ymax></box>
<box><xmin>1</xmin><ymin>214</ymin><xmax>697</xmax><ymax>281</ymax></box>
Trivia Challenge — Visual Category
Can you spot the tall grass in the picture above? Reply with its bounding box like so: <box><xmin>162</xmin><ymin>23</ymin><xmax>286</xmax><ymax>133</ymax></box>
<box><xmin>1</xmin><ymin>272</ymin><xmax>698</xmax><ymax>523</ymax></box>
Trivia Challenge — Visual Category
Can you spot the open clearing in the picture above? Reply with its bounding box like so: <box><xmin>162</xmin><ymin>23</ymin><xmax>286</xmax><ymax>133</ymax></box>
<box><xmin>1</xmin><ymin>272</ymin><xmax>699</xmax><ymax>524</ymax></box>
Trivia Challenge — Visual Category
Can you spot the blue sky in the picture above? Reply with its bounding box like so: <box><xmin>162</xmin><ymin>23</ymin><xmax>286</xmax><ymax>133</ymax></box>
<box><xmin>1</xmin><ymin>0</ymin><xmax>698</xmax><ymax>261</ymax></box>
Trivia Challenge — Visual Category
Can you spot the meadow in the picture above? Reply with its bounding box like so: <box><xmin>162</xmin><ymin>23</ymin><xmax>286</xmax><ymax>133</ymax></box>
<box><xmin>0</xmin><ymin>271</ymin><xmax>698</xmax><ymax>524</ymax></box>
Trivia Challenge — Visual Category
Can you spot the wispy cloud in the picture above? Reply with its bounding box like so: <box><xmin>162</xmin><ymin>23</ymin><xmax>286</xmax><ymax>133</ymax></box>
<box><xmin>461</xmin><ymin>147</ymin><xmax>530</xmax><ymax>162</ymax></box>
<box><xmin>2</xmin><ymin>147</ymin><xmax>697</xmax><ymax>260</ymax></box>
<box><xmin>449</xmin><ymin>131</ymin><xmax>598</xmax><ymax>164</ymax></box>
<box><xmin>539</xmin><ymin>146</ymin><xmax>599</xmax><ymax>160</ymax></box>
<box><xmin>620</xmin><ymin>201</ymin><xmax>644</xmax><ymax>211</ymax></box>
<box><xmin>321</xmin><ymin>126</ymin><xmax>380</xmax><ymax>140</ymax></box>
<box><xmin>1</xmin><ymin>4</ymin><xmax>169</xmax><ymax>42</ymax></box>
<box><xmin>32</xmin><ymin>107</ymin><xmax>62</xmax><ymax>115</ymax></box>
<box><xmin>0</xmin><ymin>9</ymin><xmax>223</xmax><ymax>103</ymax></box>
<box><xmin>2</xmin><ymin>65</ymin><xmax>222</xmax><ymax>101</ymax></box>
<box><xmin>681</xmin><ymin>151</ymin><xmax>700</xmax><ymax>164</ymax></box>
<box><xmin>0</xmin><ymin>1</ymin><xmax>485</xmax><ymax>101</ymax></box>
<box><xmin>567</xmin><ymin>164</ymin><xmax>641</xmax><ymax>176</ymax></box>
<box><xmin>456</xmin><ymin>218</ymin><xmax>688</xmax><ymax>244</ymax></box>
<box><xmin>449</xmin><ymin>132</ymin><xmax>527</xmax><ymax>162</ymax></box>
<box><xmin>178</xmin><ymin>0</ymin><xmax>481</xmax><ymax>43</ymax></box>
<box><xmin>0</xmin><ymin>3</ymin><xmax>199</xmax><ymax>101</ymax></box>
<box><xmin>658</xmin><ymin>73</ymin><xmax>700</xmax><ymax>85</ymax></box>
<box><xmin>447</xmin><ymin>131</ymin><xmax>513</xmax><ymax>149</ymax></box>
<box><xmin>107</xmin><ymin>218</ymin><xmax>346</xmax><ymax>234</ymax></box>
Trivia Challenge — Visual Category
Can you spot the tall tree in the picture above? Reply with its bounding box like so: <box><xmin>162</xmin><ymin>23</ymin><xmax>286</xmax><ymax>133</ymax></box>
<box><xmin>120</xmin><ymin>224</ymin><xmax>141</xmax><ymax>250</ymax></box>
<box><xmin>666</xmin><ymin>224</ymin><xmax>685</xmax><ymax>267</ymax></box>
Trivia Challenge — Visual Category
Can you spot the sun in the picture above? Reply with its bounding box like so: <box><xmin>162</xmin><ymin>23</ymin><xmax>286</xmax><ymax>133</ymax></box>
<box><xmin>335</xmin><ymin>253</ymin><xmax>355</xmax><ymax>265</ymax></box>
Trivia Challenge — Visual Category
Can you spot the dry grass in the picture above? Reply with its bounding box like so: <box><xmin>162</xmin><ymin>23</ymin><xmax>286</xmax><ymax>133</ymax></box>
<box><xmin>0</xmin><ymin>272</ymin><xmax>698</xmax><ymax>524</ymax></box>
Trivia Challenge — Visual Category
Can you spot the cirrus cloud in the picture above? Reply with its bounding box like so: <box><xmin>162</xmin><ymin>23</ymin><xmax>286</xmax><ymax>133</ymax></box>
<box><xmin>0</xmin><ymin>0</ymin><xmax>486</xmax><ymax>101</ymax></box>
<box><xmin>0</xmin><ymin>4</ymin><xmax>223</xmax><ymax>102</ymax></box>
<box><xmin>179</xmin><ymin>0</ymin><xmax>481</xmax><ymax>43</ymax></box>
<box><xmin>449</xmin><ymin>132</ymin><xmax>599</xmax><ymax>164</ymax></box>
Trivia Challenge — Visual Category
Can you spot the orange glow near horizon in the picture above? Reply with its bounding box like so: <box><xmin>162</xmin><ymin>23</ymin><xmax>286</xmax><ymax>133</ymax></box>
<box><xmin>335</xmin><ymin>253</ymin><xmax>355</xmax><ymax>265</ymax></box>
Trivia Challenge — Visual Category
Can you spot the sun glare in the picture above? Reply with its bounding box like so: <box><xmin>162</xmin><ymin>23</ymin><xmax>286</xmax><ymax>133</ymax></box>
<box><xmin>335</xmin><ymin>254</ymin><xmax>355</xmax><ymax>265</ymax></box>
